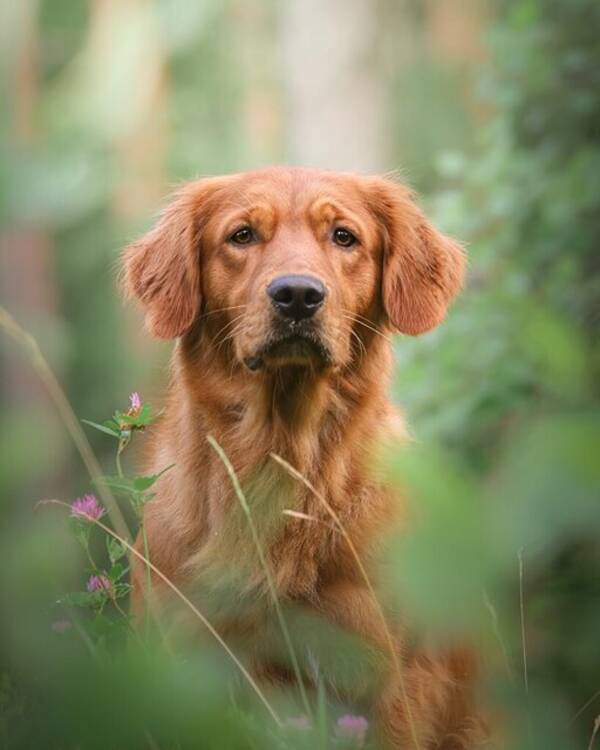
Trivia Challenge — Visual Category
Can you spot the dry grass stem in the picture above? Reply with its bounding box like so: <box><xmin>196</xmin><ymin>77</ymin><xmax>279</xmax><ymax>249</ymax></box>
<box><xmin>0</xmin><ymin>306</ymin><xmax>131</xmax><ymax>542</ymax></box>
<box><xmin>37</xmin><ymin>498</ymin><xmax>282</xmax><ymax>727</ymax></box>
<box><xmin>271</xmin><ymin>452</ymin><xmax>422</xmax><ymax>750</ymax></box>
<box><xmin>207</xmin><ymin>435</ymin><xmax>313</xmax><ymax>719</ymax></box>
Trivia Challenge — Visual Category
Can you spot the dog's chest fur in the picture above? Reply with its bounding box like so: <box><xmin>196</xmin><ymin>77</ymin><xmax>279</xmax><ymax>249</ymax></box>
<box><xmin>182</xmin><ymin>413</ymin><xmax>380</xmax><ymax>599</ymax></box>
<box><xmin>148</xmin><ymin>350</ymin><xmax>398</xmax><ymax>602</ymax></box>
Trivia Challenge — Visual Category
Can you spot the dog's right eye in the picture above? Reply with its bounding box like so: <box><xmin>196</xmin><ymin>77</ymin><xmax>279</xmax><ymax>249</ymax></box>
<box><xmin>229</xmin><ymin>227</ymin><xmax>255</xmax><ymax>246</ymax></box>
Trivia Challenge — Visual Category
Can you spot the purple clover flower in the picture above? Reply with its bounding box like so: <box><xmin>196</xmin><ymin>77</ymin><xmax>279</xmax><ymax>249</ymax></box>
<box><xmin>129</xmin><ymin>391</ymin><xmax>142</xmax><ymax>412</ymax></box>
<box><xmin>336</xmin><ymin>715</ymin><xmax>369</xmax><ymax>747</ymax></box>
<box><xmin>87</xmin><ymin>574</ymin><xmax>111</xmax><ymax>593</ymax></box>
<box><xmin>71</xmin><ymin>494</ymin><xmax>105</xmax><ymax>521</ymax></box>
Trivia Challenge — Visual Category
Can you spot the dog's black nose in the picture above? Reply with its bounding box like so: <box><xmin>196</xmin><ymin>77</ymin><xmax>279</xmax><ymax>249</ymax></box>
<box><xmin>267</xmin><ymin>275</ymin><xmax>326</xmax><ymax>321</ymax></box>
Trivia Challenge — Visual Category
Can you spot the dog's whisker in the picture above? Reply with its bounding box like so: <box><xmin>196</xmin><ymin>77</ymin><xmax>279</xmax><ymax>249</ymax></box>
<box><xmin>339</xmin><ymin>319</ymin><xmax>367</xmax><ymax>362</ymax></box>
<box><xmin>215</xmin><ymin>320</ymin><xmax>247</xmax><ymax>353</ymax></box>
<box><xmin>199</xmin><ymin>305</ymin><xmax>247</xmax><ymax>321</ymax></box>
<box><xmin>342</xmin><ymin>309</ymin><xmax>380</xmax><ymax>328</ymax></box>
<box><xmin>342</xmin><ymin>313</ymin><xmax>392</xmax><ymax>343</ymax></box>
<box><xmin>211</xmin><ymin>317</ymin><xmax>240</xmax><ymax>342</ymax></box>
<box><xmin>211</xmin><ymin>314</ymin><xmax>246</xmax><ymax>347</ymax></box>
<box><xmin>348</xmin><ymin>326</ymin><xmax>367</xmax><ymax>361</ymax></box>
<box><xmin>342</xmin><ymin>308</ymin><xmax>375</xmax><ymax>324</ymax></box>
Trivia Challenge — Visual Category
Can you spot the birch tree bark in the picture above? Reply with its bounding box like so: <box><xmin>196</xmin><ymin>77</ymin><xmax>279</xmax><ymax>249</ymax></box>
<box><xmin>280</xmin><ymin>0</ymin><xmax>386</xmax><ymax>173</ymax></box>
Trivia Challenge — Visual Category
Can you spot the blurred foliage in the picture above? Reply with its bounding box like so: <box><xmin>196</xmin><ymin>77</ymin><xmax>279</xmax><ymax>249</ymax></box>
<box><xmin>391</xmin><ymin>0</ymin><xmax>600</xmax><ymax>746</ymax></box>
<box><xmin>397</xmin><ymin>0</ymin><xmax>600</xmax><ymax>458</ymax></box>
<box><xmin>1</xmin><ymin>0</ymin><xmax>599</xmax><ymax>748</ymax></box>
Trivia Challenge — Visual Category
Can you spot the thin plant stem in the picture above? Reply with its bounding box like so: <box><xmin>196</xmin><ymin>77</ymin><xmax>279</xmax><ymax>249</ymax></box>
<box><xmin>518</xmin><ymin>547</ymin><xmax>529</xmax><ymax>694</ymax></box>
<box><xmin>271</xmin><ymin>452</ymin><xmax>422</xmax><ymax>750</ymax></box>
<box><xmin>589</xmin><ymin>716</ymin><xmax>600</xmax><ymax>750</ymax></box>
<box><xmin>112</xmin><ymin>597</ymin><xmax>129</xmax><ymax>623</ymax></box>
<box><xmin>207</xmin><ymin>435</ymin><xmax>313</xmax><ymax>720</ymax></box>
<box><xmin>83</xmin><ymin>540</ymin><xmax>98</xmax><ymax>572</ymax></box>
<box><xmin>65</xmin><ymin>605</ymin><xmax>102</xmax><ymax>664</ymax></box>
<box><xmin>140</xmin><ymin>520</ymin><xmax>152</xmax><ymax>635</ymax></box>
<box><xmin>4</xmin><ymin>309</ymin><xmax>167</xmax><ymax>652</ymax></box>
<box><xmin>572</xmin><ymin>691</ymin><xmax>600</xmax><ymax>725</ymax></box>
<box><xmin>0</xmin><ymin>307</ymin><xmax>131</xmax><ymax>542</ymax></box>
<box><xmin>115</xmin><ymin>432</ymin><xmax>152</xmax><ymax>634</ymax></box>
<box><xmin>37</xmin><ymin>499</ymin><xmax>282</xmax><ymax>728</ymax></box>
<box><xmin>111</xmin><ymin>595</ymin><xmax>142</xmax><ymax>643</ymax></box>
<box><xmin>483</xmin><ymin>590</ymin><xmax>514</xmax><ymax>682</ymax></box>
<box><xmin>116</xmin><ymin>436</ymin><xmax>129</xmax><ymax>479</ymax></box>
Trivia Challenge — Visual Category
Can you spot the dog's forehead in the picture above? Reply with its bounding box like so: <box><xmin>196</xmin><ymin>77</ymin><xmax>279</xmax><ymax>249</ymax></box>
<box><xmin>224</xmin><ymin>167</ymin><xmax>369</xmax><ymax>216</ymax></box>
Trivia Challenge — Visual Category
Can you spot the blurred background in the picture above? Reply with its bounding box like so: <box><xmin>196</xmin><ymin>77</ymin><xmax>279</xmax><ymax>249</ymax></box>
<box><xmin>1</xmin><ymin>1</ymin><xmax>599</xmax><ymax>748</ymax></box>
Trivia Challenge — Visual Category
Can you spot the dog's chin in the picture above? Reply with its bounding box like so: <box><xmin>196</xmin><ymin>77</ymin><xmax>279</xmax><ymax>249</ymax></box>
<box><xmin>244</xmin><ymin>333</ymin><xmax>331</xmax><ymax>372</ymax></box>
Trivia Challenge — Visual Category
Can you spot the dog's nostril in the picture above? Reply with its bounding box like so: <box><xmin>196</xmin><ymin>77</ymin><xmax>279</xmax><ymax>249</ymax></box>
<box><xmin>305</xmin><ymin>287</ymin><xmax>324</xmax><ymax>307</ymax></box>
<box><xmin>272</xmin><ymin>286</ymin><xmax>294</xmax><ymax>306</ymax></box>
<box><xmin>267</xmin><ymin>274</ymin><xmax>327</xmax><ymax>321</ymax></box>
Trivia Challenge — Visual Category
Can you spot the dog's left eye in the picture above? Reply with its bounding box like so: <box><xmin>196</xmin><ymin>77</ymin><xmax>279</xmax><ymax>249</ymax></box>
<box><xmin>332</xmin><ymin>227</ymin><xmax>358</xmax><ymax>248</ymax></box>
<box><xmin>229</xmin><ymin>226</ymin><xmax>255</xmax><ymax>246</ymax></box>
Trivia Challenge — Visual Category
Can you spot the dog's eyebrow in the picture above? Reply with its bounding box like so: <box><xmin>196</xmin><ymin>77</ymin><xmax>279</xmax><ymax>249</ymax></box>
<box><xmin>218</xmin><ymin>202</ymin><xmax>278</xmax><ymax>238</ymax></box>
<box><xmin>309</xmin><ymin>196</ymin><xmax>359</xmax><ymax>219</ymax></box>
<box><xmin>308</xmin><ymin>196</ymin><xmax>367</xmax><ymax>237</ymax></box>
<box><xmin>227</xmin><ymin>202</ymin><xmax>276</xmax><ymax>223</ymax></box>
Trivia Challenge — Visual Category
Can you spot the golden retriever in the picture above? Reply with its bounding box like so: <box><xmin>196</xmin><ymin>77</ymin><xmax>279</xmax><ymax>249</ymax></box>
<box><xmin>122</xmin><ymin>166</ymin><xmax>489</xmax><ymax>748</ymax></box>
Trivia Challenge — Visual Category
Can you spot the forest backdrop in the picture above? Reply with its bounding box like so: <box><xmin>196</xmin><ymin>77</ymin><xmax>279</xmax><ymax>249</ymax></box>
<box><xmin>1</xmin><ymin>1</ymin><xmax>599</xmax><ymax>748</ymax></box>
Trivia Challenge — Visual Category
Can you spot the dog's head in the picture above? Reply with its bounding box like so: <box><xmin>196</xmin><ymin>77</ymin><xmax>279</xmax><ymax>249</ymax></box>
<box><xmin>123</xmin><ymin>167</ymin><xmax>465</xmax><ymax>372</ymax></box>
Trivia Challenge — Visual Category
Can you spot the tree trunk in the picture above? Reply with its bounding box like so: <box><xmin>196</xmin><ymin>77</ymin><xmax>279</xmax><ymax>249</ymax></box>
<box><xmin>280</xmin><ymin>0</ymin><xmax>386</xmax><ymax>173</ymax></box>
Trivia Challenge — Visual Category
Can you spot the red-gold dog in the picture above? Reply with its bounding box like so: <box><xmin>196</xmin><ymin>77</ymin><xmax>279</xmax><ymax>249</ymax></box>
<box><xmin>123</xmin><ymin>167</ymin><xmax>488</xmax><ymax>748</ymax></box>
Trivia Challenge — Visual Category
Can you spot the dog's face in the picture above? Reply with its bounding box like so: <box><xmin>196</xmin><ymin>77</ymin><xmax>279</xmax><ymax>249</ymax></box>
<box><xmin>123</xmin><ymin>167</ymin><xmax>465</xmax><ymax>372</ymax></box>
<box><xmin>198</xmin><ymin>169</ymin><xmax>386</xmax><ymax>371</ymax></box>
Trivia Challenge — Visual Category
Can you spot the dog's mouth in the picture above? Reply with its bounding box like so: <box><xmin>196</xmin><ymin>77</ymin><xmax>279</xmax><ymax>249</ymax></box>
<box><xmin>244</xmin><ymin>326</ymin><xmax>330</xmax><ymax>372</ymax></box>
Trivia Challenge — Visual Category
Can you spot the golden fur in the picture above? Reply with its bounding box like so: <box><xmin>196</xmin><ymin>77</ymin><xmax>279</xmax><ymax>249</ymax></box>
<box><xmin>123</xmin><ymin>166</ymin><xmax>489</xmax><ymax>748</ymax></box>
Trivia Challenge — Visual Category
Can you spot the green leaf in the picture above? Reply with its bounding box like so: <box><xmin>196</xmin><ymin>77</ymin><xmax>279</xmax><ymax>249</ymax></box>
<box><xmin>107</xmin><ymin>537</ymin><xmax>127</xmax><ymax>564</ymax></box>
<box><xmin>61</xmin><ymin>591</ymin><xmax>107</xmax><ymax>608</ymax></box>
<box><xmin>93</xmin><ymin>475</ymin><xmax>136</xmax><ymax>496</ymax></box>
<box><xmin>114</xmin><ymin>403</ymin><xmax>158</xmax><ymax>429</ymax></box>
<box><xmin>136</xmin><ymin>403</ymin><xmax>153</xmax><ymax>424</ymax></box>
<box><xmin>82</xmin><ymin>419</ymin><xmax>120</xmax><ymax>439</ymax></box>
<box><xmin>113</xmin><ymin>582</ymin><xmax>132</xmax><ymax>600</ymax></box>
<box><xmin>72</xmin><ymin>522</ymin><xmax>91</xmax><ymax>547</ymax></box>
<box><xmin>136</xmin><ymin>492</ymin><xmax>156</xmax><ymax>506</ymax></box>
<box><xmin>109</xmin><ymin>562</ymin><xmax>125</xmax><ymax>581</ymax></box>
<box><xmin>132</xmin><ymin>463</ymin><xmax>175</xmax><ymax>491</ymax></box>
<box><xmin>132</xmin><ymin>475</ymin><xmax>158</xmax><ymax>491</ymax></box>
<box><xmin>94</xmin><ymin>465</ymin><xmax>173</xmax><ymax>499</ymax></box>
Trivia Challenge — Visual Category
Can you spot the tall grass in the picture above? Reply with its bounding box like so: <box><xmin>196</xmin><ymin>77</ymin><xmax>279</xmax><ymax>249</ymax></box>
<box><xmin>37</xmin><ymin>498</ymin><xmax>283</xmax><ymax>727</ymax></box>
<box><xmin>271</xmin><ymin>453</ymin><xmax>421</xmax><ymax>750</ymax></box>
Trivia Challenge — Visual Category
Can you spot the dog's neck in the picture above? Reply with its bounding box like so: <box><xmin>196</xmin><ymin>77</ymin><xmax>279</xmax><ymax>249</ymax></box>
<box><xmin>174</xmin><ymin>326</ymin><xmax>394</xmax><ymax>477</ymax></box>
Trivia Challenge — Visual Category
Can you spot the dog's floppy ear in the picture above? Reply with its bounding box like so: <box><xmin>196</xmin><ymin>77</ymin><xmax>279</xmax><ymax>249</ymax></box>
<box><xmin>369</xmin><ymin>177</ymin><xmax>466</xmax><ymax>335</ymax></box>
<box><xmin>122</xmin><ymin>178</ymin><xmax>226</xmax><ymax>339</ymax></box>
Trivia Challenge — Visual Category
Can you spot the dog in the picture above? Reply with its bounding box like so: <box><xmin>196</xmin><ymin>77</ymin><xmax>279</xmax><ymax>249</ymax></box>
<box><xmin>122</xmin><ymin>166</ymin><xmax>489</xmax><ymax>748</ymax></box>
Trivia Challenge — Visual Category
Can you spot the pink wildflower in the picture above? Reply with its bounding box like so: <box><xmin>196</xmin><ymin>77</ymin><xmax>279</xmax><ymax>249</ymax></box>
<box><xmin>87</xmin><ymin>574</ymin><xmax>111</xmax><ymax>593</ymax></box>
<box><xmin>336</xmin><ymin>715</ymin><xmax>369</xmax><ymax>746</ymax></box>
<box><xmin>129</xmin><ymin>391</ymin><xmax>142</xmax><ymax>412</ymax></box>
<box><xmin>71</xmin><ymin>494</ymin><xmax>105</xmax><ymax>521</ymax></box>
